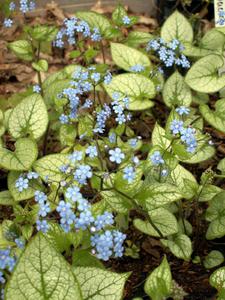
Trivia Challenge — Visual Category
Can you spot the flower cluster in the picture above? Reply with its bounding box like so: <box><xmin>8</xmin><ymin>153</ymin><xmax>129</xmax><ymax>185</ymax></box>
<box><xmin>111</xmin><ymin>92</ymin><xmax>131</xmax><ymax>125</ymax></box>
<box><xmin>54</xmin><ymin>17</ymin><xmax>101</xmax><ymax>48</ymax></box>
<box><xmin>170</xmin><ymin>110</ymin><xmax>197</xmax><ymax>153</ymax></box>
<box><xmin>0</xmin><ymin>248</ymin><xmax>16</xmax><ymax>294</ymax></box>
<box><xmin>91</xmin><ymin>230</ymin><xmax>126</xmax><ymax>261</ymax></box>
<box><xmin>217</xmin><ymin>10</ymin><xmax>225</xmax><ymax>26</ymax></box>
<box><xmin>34</xmin><ymin>191</ymin><xmax>51</xmax><ymax>233</ymax></box>
<box><xmin>58</xmin><ymin>66</ymin><xmax>111</xmax><ymax>125</ymax></box>
<box><xmin>146</xmin><ymin>38</ymin><xmax>190</xmax><ymax>68</ymax></box>
<box><xmin>150</xmin><ymin>150</ymin><xmax>168</xmax><ymax>177</ymax></box>
<box><xmin>15</xmin><ymin>172</ymin><xmax>39</xmax><ymax>192</ymax></box>
<box><xmin>130</xmin><ymin>64</ymin><xmax>145</xmax><ymax>73</ymax></box>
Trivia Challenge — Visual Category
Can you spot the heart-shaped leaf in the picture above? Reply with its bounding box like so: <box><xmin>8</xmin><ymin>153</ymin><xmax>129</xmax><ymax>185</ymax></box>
<box><xmin>5</xmin><ymin>233</ymin><xmax>82</xmax><ymax>300</ymax></box>
<box><xmin>9</xmin><ymin>94</ymin><xmax>48</xmax><ymax>140</ymax></box>
<box><xmin>0</xmin><ymin>138</ymin><xmax>38</xmax><ymax>171</ymax></box>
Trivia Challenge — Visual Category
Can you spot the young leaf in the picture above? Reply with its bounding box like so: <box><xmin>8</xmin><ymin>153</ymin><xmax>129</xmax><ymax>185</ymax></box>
<box><xmin>5</xmin><ymin>233</ymin><xmax>82</xmax><ymax>300</ymax></box>
<box><xmin>206</xmin><ymin>192</ymin><xmax>225</xmax><ymax>239</ymax></box>
<box><xmin>8</xmin><ymin>40</ymin><xmax>33</xmax><ymax>61</ymax></box>
<box><xmin>144</xmin><ymin>256</ymin><xmax>172</xmax><ymax>300</ymax></box>
<box><xmin>0</xmin><ymin>191</ymin><xmax>14</xmax><ymax>206</ymax></box>
<box><xmin>152</xmin><ymin>123</ymin><xmax>171</xmax><ymax>149</ymax></box>
<box><xmin>0</xmin><ymin>138</ymin><xmax>38</xmax><ymax>171</ymax></box>
<box><xmin>32</xmin><ymin>59</ymin><xmax>48</xmax><ymax>72</ymax></box>
<box><xmin>104</xmin><ymin>73</ymin><xmax>155</xmax><ymax>110</ymax></box>
<box><xmin>135</xmin><ymin>183</ymin><xmax>182</xmax><ymax>210</ymax></box>
<box><xmin>200</xmin><ymin>100</ymin><xmax>225</xmax><ymax>134</ymax></box>
<box><xmin>162</xmin><ymin>71</ymin><xmax>192</xmax><ymax>107</ymax></box>
<box><xmin>210</xmin><ymin>267</ymin><xmax>225</xmax><ymax>291</ymax></box>
<box><xmin>204</xmin><ymin>250</ymin><xmax>224</xmax><ymax>269</ymax></box>
<box><xmin>161</xmin><ymin>234</ymin><xmax>192</xmax><ymax>261</ymax></box>
<box><xmin>73</xmin><ymin>266</ymin><xmax>129</xmax><ymax>300</ymax></box>
<box><xmin>161</xmin><ymin>11</ymin><xmax>193</xmax><ymax>43</ymax></box>
<box><xmin>33</xmin><ymin>154</ymin><xmax>69</xmax><ymax>182</ymax></box>
<box><xmin>134</xmin><ymin>208</ymin><xmax>178</xmax><ymax>237</ymax></box>
<box><xmin>110</xmin><ymin>43</ymin><xmax>151</xmax><ymax>72</ymax></box>
<box><xmin>9</xmin><ymin>94</ymin><xmax>48</xmax><ymax>140</ymax></box>
<box><xmin>185</xmin><ymin>54</ymin><xmax>225</xmax><ymax>93</ymax></box>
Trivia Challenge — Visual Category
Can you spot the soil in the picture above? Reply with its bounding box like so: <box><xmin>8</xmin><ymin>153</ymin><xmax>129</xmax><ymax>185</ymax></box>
<box><xmin>0</xmin><ymin>2</ymin><xmax>224</xmax><ymax>299</ymax></box>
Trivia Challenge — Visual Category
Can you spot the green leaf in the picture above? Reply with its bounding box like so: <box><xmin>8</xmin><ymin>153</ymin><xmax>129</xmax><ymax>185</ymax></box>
<box><xmin>185</xmin><ymin>54</ymin><xmax>225</xmax><ymax>93</ymax></box>
<box><xmin>34</xmin><ymin>154</ymin><xmax>69</xmax><ymax>182</ymax></box>
<box><xmin>110</xmin><ymin>43</ymin><xmax>151</xmax><ymax>72</ymax></box>
<box><xmin>44</xmin><ymin>79</ymin><xmax>71</xmax><ymax>106</ymax></box>
<box><xmin>144</xmin><ymin>256</ymin><xmax>172</xmax><ymax>300</ymax></box>
<box><xmin>8</xmin><ymin>40</ymin><xmax>33</xmax><ymax>61</ymax></box>
<box><xmin>0</xmin><ymin>138</ymin><xmax>38</xmax><ymax>171</ymax></box>
<box><xmin>200</xmin><ymin>100</ymin><xmax>225</xmax><ymax>134</ymax></box>
<box><xmin>8</xmin><ymin>171</ymin><xmax>43</xmax><ymax>201</ymax></box>
<box><xmin>204</xmin><ymin>250</ymin><xmax>224</xmax><ymax>269</ymax></box>
<box><xmin>100</xmin><ymin>190</ymin><xmax>132</xmax><ymax>213</ymax></box>
<box><xmin>28</xmin><ymin>25</ymin><xmax>58</xmax><ymax>42</ymax></box>
<box><xmin>9</xmin><ymin>94</ymin><xmax>48</xmax><ymax>140</ymax></box>
<box><xmin>73</xmin><ymin>250</ymin><xmax>104</xmax><ymax>269</ymax></box>
<box><xmin>136</xmin><ymin>183</ymin><xmax>182</xmax><ymax>210</ymax></box>
<box><xmin>5</xmin><ymin>233</ymin><xmax>82</xmax><ymax>300</ymax></box>
<box><xmin>45</xmin><ymin>223</ymin><xmax>83</xmax><ymax>253</ymax></box>
<box><xmin>206</xmin><ymin>192</ymin><xmax>225</xmax><ymax>239</ymax></box>
<box><xmin>170</xmin><ymin>164</ymin><xmax>197</xmax><ymax>199</ymax></box>
<box><xmin>218</xmin><ymin>158</ymin><xmax>225</xmax><ymax>174</ymax></box>
<box><xmin>163</xmin><ymin>71</ymin><xmax>192</xmax><ymax>107</ymax></box>
<box><xmin>0</xmin><ymin>191</ymin><xmax>14</xmax><ymax>206</ymax></box>
<box><xmin>161</xmin><ymin>234</ymin><xmax>192</xmax><ymax>261</ymax></box>
<box><xmin>125</xmin><ymin>31</ymin><xmax>153</xmax><ymax>47</ymax></box>
<box><xmin>210</xmin><ymin>266</ymin><xmax>225</xmax><ymax>291</ymax></box>
<box><xmin>181</xmin><ymin>144</ymin><xmax>215</xmax><ymax>164</ymax></box>
<box><xmin>152</xmin><ymin>123</ymin><xmax>171</xmax><ymax>149</ymax></box>
<box><xmin>75</xmin><ymin>11</ymin><xmax>113</xmax><ymax>38</ymax></box>
<box><xmin>59</xmin><ymin>124</ymin><xmax>77</xmax><ymax>146</ymax></box>
<box><xmin>161</xmin><ymin>11</ymin><xmax>193</xmax><ymax>43</ymax></box>
<box><xmin>32</xmin><ymin>59</ymin><xmax>48</xmax><ymax>72</ymax></box>
<box><xmin>112</xmin><ymin>4</ymin><xmax>127</xmax><ymax>25</ymax></box>
<box><xmin>104</xmin><ymin>73</ymin><xmax>155</xmax><ymax>110</ymax></box>
<box><xmin>134</xmin><ymin>208</ymin><xmax>178</xmax><ymax>237</ymax></box>
<box><xmin>73</xmin><ymin>266</ymin><xmax>129</xmax><ymax>300</ymax></box>
<box><xmin>78</xmin><ymin>115</ymin><xmax>94</xmax><ymax>138</ymax></box>
<box><xmin>198</xmin><ymin>185</ymin><xmax>223</xmax><ymax>202</ymax></box>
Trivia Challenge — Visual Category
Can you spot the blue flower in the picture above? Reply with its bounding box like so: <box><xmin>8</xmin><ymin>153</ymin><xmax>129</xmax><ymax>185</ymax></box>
<box><xmin>91</xmin><ymin>230</ymin><xmax>113</xmax><ymax>261</ymax></box>
<box><xmin>104</xmin><ymin>72</ymin><xmax>112</xmax><ymax>85</ymax></box>
<box><xmin>175</xmin><ymin>106</ymin><xmax>190</xmax><ymax>115</ymax></box>
<box><xmin>91</xmin><ymin>27</ymin><xmax>101</xmax><ymax>41</ymax></box>
<box><xmin>86</xmin><ymin>146</ymin><xmax>98</xmax><ymax>158</ymax></box>
<box><xmin>0</xmin><ymin>271</ymin><xmax>5</xmax><ymax>284</ymax></box>
<box><xmin>123</xmin><ymin>166</ymin><xmax>136</xmax><ymax>183</ymax></box>
<box><xmin>74</xmin><ymin>165</ymin><xmax>92</xmax><ymax>184</ymax></box>
<box><xmin>82</xmin><ymin>99</ymin><xmax>93</xmax><ymax>108</ymax></box>
<box><xmin>15</xmin><ymin>177</ymin><xmax>29</xmax><ymax>192</ymax></box>
<box><xmin>150</xmin><ymin>151</ymin><xmax>164</xmax><ymax>166</ymax></box>
<box><xmin>27</xmin><ymin>171</ymin><xmax>39</xmax><ymax>179</ymax></box>
<box><xmin>180</xmin><ymin>127</ymin><xmax>195</xmax><ymax>144</ymax></box>
<box><xmin>68</xmin><ymin>150</ymin><xmax>83</xmax><ymax>163</ymax></box>
<box><xmin>9</xmin><ymin>2</ymin><xmax>16</xmax><ymax>11</ymax></box>
<box><xmin>122</xmin><ymin>16</ymin><xmax>131</xmax><ymax>25</ymax></box>
<box><xmin>113</xmin><ymin>230</ymin><xmax>126</xmax><ymax>257</ymax></box>
<box><xmin>161</xmin><ymin>169</ymin><xmax>168</xmax><ymax>177</ymax></box>
<box><xmin>33</xmin><ymin>84</ymin><xmax>41</xmax><ymax>93</ymax></box>
<box><xmin>170</xmin><ymin>119</ymin><xmax>184</xmax><ymax>135</ymax></box>
<box><xmin>109</xmin><ymin>133</ymin><xmax>116</xmax><ymax>144</ymax></box>
<box><xmin>129</xmin><ymin>138</ymin><xmax>137</xmax><ymax>148</ymax></box>
<box><xmin>94</xmin><ymin>104</ymin><xmax>111</xmax><ymax>133</ymax></box>
<box><xmin>3</xmin><ymin>18</ymin><xmax>13</xmax><ymax>28</ymax></box>
<box><xmin>75</xmin><ymin>210</ymin><xmax>94</xmax><ymax>230</ymax></box>
<box><xmin>34</xmin><ymin>191</ymin><xmax>47</xmax><ymax>204</ymax></box>
<box><xmin>130</xmin><ymin>64</ymin><xmax>145</xmax><ymax>72</ymax></box>
<box><xmin>65</xmin><ymin>186</ymin><xmax>82</xmax><ymax>202</ymax></box>
<box><xmin>109</xmin><ymin>148</ymin><xmax>125</xmax><ymax>164</ymax></box>
<box><xmin>186</xmin><ymin>138</ymin><xmax>197</xmax><ymax>153</ymax></box>
<box><xmin>36</xmin><ymin>219</ymin><xmax>49</xmax><ymax>233</ymax></box>
<box><xmin>59</xmin><ymin>114</ymin><xmax>69</xmax><ymax>124</ymax></box>
<box><xmin>38</xmin><ymin>202</ymin><xmax>51</xmax><ymax>217</ymax></box>
<box><xmin>94</xmin><ymin>212</ymin><xmax>114</xmax><ymax>230</ymax></box>
<box><xmin>15</xmin><ymin>238</ymin><xmax>25</xmax><ymax>249</ymax></box>
<box><xmin>91</xmin><ymin>72</ymin><xmax>101</xmax><ymax>83</ymax></box>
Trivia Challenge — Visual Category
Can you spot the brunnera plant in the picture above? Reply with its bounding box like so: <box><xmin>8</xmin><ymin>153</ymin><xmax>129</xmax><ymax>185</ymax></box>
<box><xmin>1</xmin><ymin>2</ymin><xmax>225</xmax><ymax>299</ymax></box>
